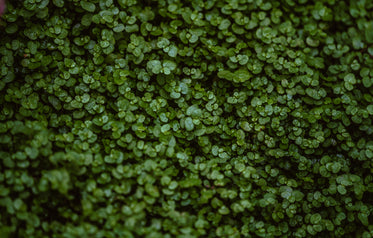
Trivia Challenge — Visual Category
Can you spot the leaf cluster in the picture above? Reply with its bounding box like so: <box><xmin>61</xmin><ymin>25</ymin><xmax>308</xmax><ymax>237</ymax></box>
<box><xmin>1</xmin><ymin>0</ymin><xmax>373</xmax><ymax>237</ymax></box>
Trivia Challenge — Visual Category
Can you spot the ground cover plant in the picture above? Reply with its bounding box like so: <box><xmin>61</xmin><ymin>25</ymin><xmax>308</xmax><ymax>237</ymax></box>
<box><xmin>1</xmin><ymin>0</ymin><xmax>373</xmax><ymax>237</ymax></box>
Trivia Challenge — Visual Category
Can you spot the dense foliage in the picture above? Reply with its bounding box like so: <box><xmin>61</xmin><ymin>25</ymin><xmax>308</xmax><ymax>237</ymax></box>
<box><xmin>1</xmin><ymin>0</ymin><xmax>373</xmax><ymax>237</ymax></box>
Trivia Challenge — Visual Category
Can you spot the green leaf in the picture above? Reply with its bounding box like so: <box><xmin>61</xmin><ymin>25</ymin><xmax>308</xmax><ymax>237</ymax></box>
<box><xmin>358</xmin><ymin>213</ymin><xmax>369</xmax><ymax>226</ymax></box>
<box><xmin>80</xmin><ymin>1</ymin><xmax>96</xmax><ymax>12</ymax></box>
<box><xmin>362</xmin><ymin>77</ymin><xmax>373</xmax><ymax>88</ymax></box>
<box><xmin>331</xmin><ymin>162</ymin><xmax>341</xmax><ymax>174</ymax></box>
<box><xmin>310</xmin><ymin>213</ymin><xmax>322</xmax><ymax>225</ymax></box>
<box><xmin>163</xmin><ymin>60</ymin><xmax>177</xmax><ymax>71</ymax></box>
<box><xmin>219</xmin><ymin>19</ymin><xmax>231</xmax><ymax>30</ymax></box>
<box><xmin>367</xmin><ymin>105</ymin><xmax>373</xmax><ymax>115</ymax></box>
<box><xmin>53</xmin><ymin>0</ymin><xmax>64</xmax><ymax>7</ymax></box>
<box><xmin>365</xmin><ymin>22</ymin><xmax>373</xmax><ymax>44</ymax></box>
<box><xmin>217</xmin><ymin>70</ymin><xmax>234</xmax><ymax>80</ymax></box>
<box><xmin>43</xmin><ymin>169</ymin><xmax>71</xmax><ymax>194</ymax></box>
<box><xmin>337</xmin><ymin>185</ymin><xmax>347</xmax><ymax>195</ymax></box>
<box><xmin>344</xmin><ymin>73</ymin><xmax>356</xmax><ymax>84</ymax></box>
<box><xmin>161</xmin><ymin>124</ymin><xmax>171</xmax><ymax>133</ymax></box>
<box><xmin>365</xmin><ymin>149</ymin><xmax>373</xmax><ymax>158</ymax></box>
<box><xmin>218</xmin><ymin>69</ymin><xmax>251</xmax><ymax>83</ymax></box>
<box><xmin>167</xmin><ymin>45</ymin><xmax>178</xmax><ymax>57</ymax></box>
<box><xmin>184</xmin><ymin>117</ymin><xmax>194</xmax><ymax>131</ymax></box>
<box><xmin>145</xmin><ymin>184</ymin><xmax>160</xmax><ymax>197</ymax></box>
<box><xmin>147</xmin><ymin>60</ymin><xmax>162</xmax><ymax>74</ymax></box>
<box><xmin>234</xmin><ymin>69</ymin><xmax>252</xmax><ymax>82</ymax></box>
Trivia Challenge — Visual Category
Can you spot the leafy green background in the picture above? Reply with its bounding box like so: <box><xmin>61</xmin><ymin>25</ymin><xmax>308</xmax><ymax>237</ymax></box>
<box><xmin>1</xmin><ymin>0</ymin><xmax>373</xmax><ymax>237</ymax></box>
